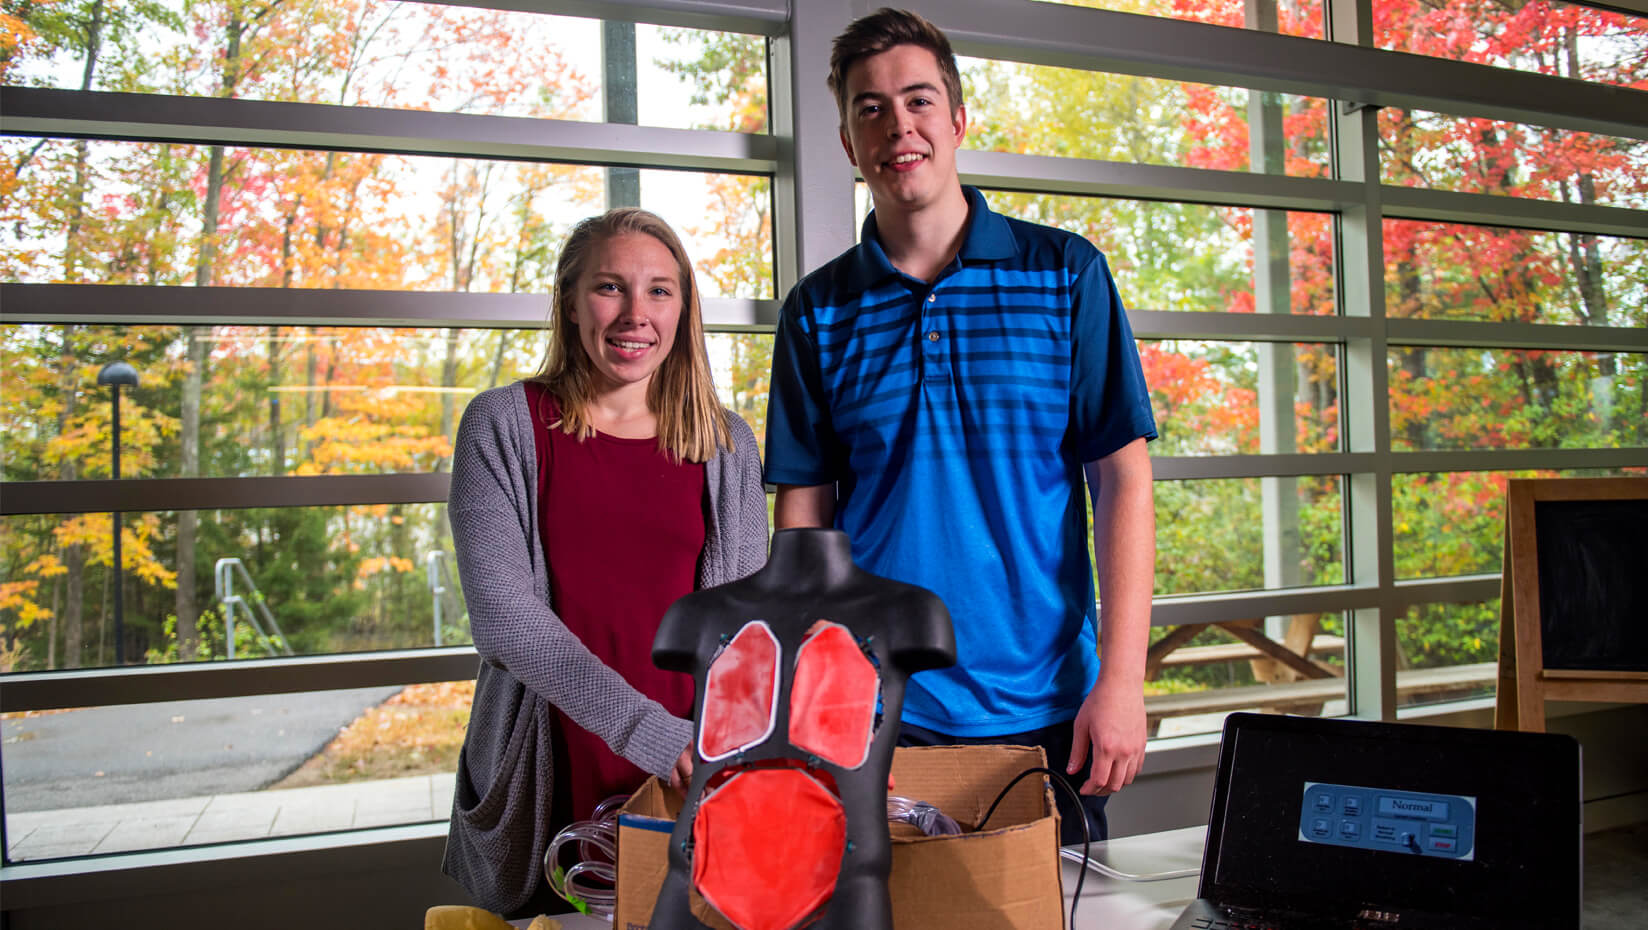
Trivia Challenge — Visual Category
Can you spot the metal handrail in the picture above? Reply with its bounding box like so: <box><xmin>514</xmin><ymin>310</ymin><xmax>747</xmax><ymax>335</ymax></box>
<box><xmin>213</xmin><ymin>557</ymin><xmax>294</xmax><ymax>659</ymax></box>
<box><xmin>427</xmin><ymin>550</ymin><xmax>466</xmax><ymax>646</ymax></box>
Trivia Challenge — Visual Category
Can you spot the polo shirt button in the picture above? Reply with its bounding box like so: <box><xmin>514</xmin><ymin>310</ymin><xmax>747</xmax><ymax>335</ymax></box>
<box><xmin>927</xmin><ymin>331</ymin><xmax>941</xmax><ymax>342</ymax></box>
<box><xmin>926</xmin><ymin>293</ymin><xmax>937</xmax><ymax>303</ymax></box>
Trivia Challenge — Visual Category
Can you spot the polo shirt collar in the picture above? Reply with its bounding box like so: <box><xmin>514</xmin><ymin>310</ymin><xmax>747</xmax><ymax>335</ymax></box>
<box><xmin>846</xmin><ymin>186</ymin><xmax>1019</xmax><ymax>291</ymax></box>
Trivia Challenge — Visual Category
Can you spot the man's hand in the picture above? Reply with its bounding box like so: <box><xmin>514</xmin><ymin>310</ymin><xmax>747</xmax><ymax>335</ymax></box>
<box><xmin>668</xmin><ymin>746</ymin><xmax>694</xmax><ymax>792</ymax></box>
<box><xmin>1067</xmin><ymin>676</ymin><xmax>1147</xmax><ymax>796</ymax></box>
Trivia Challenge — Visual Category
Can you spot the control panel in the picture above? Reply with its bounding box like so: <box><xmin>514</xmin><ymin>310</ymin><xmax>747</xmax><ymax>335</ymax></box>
<box><xmin>1298</xmin><ymin>782</ymin><xmax>1476</xmax><ymax>861</ymax></box>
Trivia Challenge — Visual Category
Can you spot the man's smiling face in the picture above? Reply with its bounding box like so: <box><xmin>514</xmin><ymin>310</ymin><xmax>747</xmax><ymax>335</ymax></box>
<box><xmin>839</xmin><ymin>43</ymin><xmax>967</xmax><ymax>216</ymax></box>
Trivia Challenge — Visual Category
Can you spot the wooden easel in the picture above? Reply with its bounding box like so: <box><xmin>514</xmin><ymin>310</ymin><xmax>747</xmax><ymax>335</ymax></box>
<box><xmin>1495</xmin><ymin>476</ymin><xmax>1648</xmax><ymax>732</ymax></box>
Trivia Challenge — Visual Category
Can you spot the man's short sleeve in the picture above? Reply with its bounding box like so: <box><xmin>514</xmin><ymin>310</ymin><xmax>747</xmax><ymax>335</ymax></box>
<box><xmin>1069</xmin><ymin>251</ymin><xmax>1159</xmax><ymax>462</ymax></box>
<box><xmin>763</xmin><ymin>288</ymin><xmax>843</xmax><ymax>486</ymax></box>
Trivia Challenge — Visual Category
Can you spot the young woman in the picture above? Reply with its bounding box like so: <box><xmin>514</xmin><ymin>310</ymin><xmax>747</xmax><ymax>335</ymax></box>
<box><xmin>441</xmin><ymin>208</ymin><xmax>768</xmax><ymax>917</ymax></box>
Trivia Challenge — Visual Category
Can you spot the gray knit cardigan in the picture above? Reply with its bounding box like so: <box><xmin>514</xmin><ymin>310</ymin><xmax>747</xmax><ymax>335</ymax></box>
<box><xmin>441</xmin><ymin>382</ymin><xmax>769</xmax><ymax>914</ymax></box>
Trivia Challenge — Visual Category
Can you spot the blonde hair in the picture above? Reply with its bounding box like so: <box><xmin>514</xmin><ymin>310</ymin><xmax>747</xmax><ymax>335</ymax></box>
<box><xmin>531</xmin><ymin>208</ymin><xmax>731</xmax><ymax>463</ymax></box>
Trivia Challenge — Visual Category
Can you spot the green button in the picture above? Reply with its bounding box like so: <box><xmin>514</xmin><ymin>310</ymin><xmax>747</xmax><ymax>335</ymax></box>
<box><xmin>1431</xmin><ymin>824</ymin><xmax>1457</xmax><ymax>838</ymax></box>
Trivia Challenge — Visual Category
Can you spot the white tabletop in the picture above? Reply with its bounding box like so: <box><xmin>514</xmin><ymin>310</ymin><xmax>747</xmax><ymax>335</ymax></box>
<box><xmin>546</xmin><ymin>824</ymin><xmax>1207</xmax><ymax>930</ymax></box>
<box><xmin>1063</xmin><ymin>824</ymin><xmax>1205</xmax><ymax>930</ymax></box>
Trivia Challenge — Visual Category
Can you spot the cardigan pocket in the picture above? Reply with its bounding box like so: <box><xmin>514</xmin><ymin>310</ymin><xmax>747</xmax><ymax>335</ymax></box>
<box><xmin>453</xmin><ymin>671</ymin><xmax>550</xmax><ymax>870</ymax></box>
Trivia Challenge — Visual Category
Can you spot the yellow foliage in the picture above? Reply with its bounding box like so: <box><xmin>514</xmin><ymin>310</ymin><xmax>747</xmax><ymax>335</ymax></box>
<box><xmin>50</xmin><ymin>514</ymin><xmax>178</xmax><ymax>588</ymax></box>
<box><xmin>0</xmin><ymin>580</ymin><xmax>51</xmax><ymax>629</ymax></box>
<box><xmin>25</xmin><ymin>553</ymin><xmax>66</xmax><ymax>578</ymax></box>
<box><xmin>356</xmin><ymin>556</ymin><xmax>415</xmax><ymax>579</ymax></box>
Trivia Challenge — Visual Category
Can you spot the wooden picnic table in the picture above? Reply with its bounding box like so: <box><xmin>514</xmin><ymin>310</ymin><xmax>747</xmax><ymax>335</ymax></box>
<box><xmin>1146</xmin><ymin>616</ymin><xmax>1343</xmax><ymax>683</ymax></box>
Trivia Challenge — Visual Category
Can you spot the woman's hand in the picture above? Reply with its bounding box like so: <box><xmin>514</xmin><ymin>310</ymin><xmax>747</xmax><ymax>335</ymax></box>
<box><xmin>668</xmin><ymin>746</ymin><xmax>694</xmax><ymax>792</ymax></box>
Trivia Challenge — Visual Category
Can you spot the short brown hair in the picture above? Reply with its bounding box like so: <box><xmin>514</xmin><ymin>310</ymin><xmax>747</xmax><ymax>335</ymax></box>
<box><xmin>827</xmin><ymin>8</ymin><xmax>964</xmax><ymax>122</ymax></box>
<box><xmin>532</xmin><ymin>208</ymin><xmax>731</xmax><ymax>464</ymax></box>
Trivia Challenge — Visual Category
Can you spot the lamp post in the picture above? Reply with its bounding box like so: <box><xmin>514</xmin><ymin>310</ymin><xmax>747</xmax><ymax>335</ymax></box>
<box><xmin>98</xmin><ymin>361</ymin><xmax>138</xmax><ymax>665</ymax></box>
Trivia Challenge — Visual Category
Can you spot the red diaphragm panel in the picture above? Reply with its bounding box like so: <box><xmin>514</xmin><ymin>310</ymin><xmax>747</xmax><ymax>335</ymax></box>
<box><xmin>691</xmin><ymin>767</ymin><xmax>846</xmax><ymax>930</ymax></box>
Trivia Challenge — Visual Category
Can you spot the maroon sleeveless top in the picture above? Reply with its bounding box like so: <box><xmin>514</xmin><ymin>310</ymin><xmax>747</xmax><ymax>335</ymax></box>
<box><xmin>525</xmin><ymin>381</ymin><xmax>705</xmax><ymax>820</ymax></box>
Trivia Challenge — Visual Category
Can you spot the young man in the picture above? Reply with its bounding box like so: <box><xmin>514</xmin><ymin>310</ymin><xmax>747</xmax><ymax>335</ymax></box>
<box><xmin>762</xmin><ymin>8</ymin><xmax>1158</xmax><ymax>842</ymax></box>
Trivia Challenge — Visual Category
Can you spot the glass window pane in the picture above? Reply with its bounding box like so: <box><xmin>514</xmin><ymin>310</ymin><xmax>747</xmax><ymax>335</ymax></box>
<box><xmin>1154</xmin><ymin>476</ymin><xmax>1345</xmax><ymax>597</ymax></box>
<box><xmin>1</xmin><ymin>505</ymin><xmax>460</xmax><ymax>670</ymax></box>
<box><xmin>1</xmin><ymin>325</ymin><xmax>773</xmax><ymax>482</ymax></box>
<box><xmin>2</xmin><ymin>683</ymin><xmax>470</xmax><ymax>860</ymax></box>
<box><xmin>962</xmin><ymin>59</ymin><xmax>1331</xmax><ymax>177</ymax></box>
<box><xmin>0</xmin><ymin>140</ymin><xmax>773</xmax><ymax>298</ymax></box>
<box><xmin>1392</xmin><ymin>468</ymin><xmax>1645</xmax><ymax>580</ymax></box>
<box><xmin>972</xmin><ymin>193</ymin><xmax>1337</xmax><ymax>315</ymax></box>
<box><xmin>857</xmin><ymin>188</ymin><xmax>1339</xmax><ymax>318</ymax></box>
<box><xmin>1397</xmin><ymin>599</ymin><xmax>1499</xmax><ymax>709</ymax></box>
<box><xmin>3</xmin><ymin>325</ymin><xmax>539</xmax><ymax>480</ymax></box>
<box><xmin>1032</xmin><ymin>0</ymin><xmax>1324</xmax><ymax>38</ymax></box>
<box><xmin>1378</xmin><ymin>109</ymin><xmax>1648</xmax><ymax>211</ymax></box>
<box><xmin>1147</xmin><ymin>613</ymin><xmax>1348</xmax><ymax>741</ymax></box>
<box><xmin>2</xmin><ymin>2</ymin><xmax>767</xmax><ymax>132</ymax></box>
<box><xmin>1388</xmin><ymin>348</ymin><xmax>1644</xmax><ymax>451</ymax></box>
<box><xmin>1385</xmin><ymin>221</ymin><xmax>1647</xmax><ymax>328</ymax></box>
<box><xmin>1374</xmin><ymin>0</ymin><xmax>1647</xmax><ymax>91</ymax></box>
<box><xmin>1147</xmin><ymin>340</ymin><xmax>1340</xmax><ymax>456</ymax></box>
<box><xmin>707</xmin><ymin>332</ymin><xmax>773</xmax><ymax>452</ymax></box>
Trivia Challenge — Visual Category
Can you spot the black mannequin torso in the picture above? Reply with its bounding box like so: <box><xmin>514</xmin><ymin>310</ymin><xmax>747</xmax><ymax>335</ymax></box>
<box><xmin>648</xmin><ymin>528</ymin><xmax>955</xmax><ymax>930</ymax></box>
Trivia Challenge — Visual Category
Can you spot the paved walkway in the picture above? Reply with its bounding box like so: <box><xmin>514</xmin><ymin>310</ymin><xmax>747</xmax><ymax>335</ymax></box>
<box><xmin>5</xmin><ymin>772</ymin><xmax>456</xmax><ymax>861</ymax></box>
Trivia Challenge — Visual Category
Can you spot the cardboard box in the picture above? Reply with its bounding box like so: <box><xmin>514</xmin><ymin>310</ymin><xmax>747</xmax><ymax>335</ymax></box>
<box><xmin>614</xmin><ymin>744</ymin><xmax>1064</xmax><ymax>930</ymax></box>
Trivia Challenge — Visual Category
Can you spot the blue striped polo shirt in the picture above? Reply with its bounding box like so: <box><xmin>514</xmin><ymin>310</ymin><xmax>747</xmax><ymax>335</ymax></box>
<box><xmin>764</xmin><ymin>187</ymin><xmax>1157</xmax><ymax>736</ymax></box>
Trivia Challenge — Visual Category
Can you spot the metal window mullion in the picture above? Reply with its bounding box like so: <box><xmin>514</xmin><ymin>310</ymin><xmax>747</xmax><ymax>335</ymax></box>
<box><xmin>0</xmin><ymin>474</ymin><xmax>451</xmax><ymax>517</ymax></box>
<box><xmin>0</xmin><ymin>283</ymin><xmax>779</xmax><ymax>330</ymax></box>
<box><xmin>1</xmin><ymin>648</ymin><xmax>482</xmax><ymax>712</ymax></box>
<box><xmin>916</xmin><ymin>0</ymin><xmax>1648</xmax><ymax>141</ymax></box>
<box><xmin>1380</xmin><ymin>185</ymin><xmax>1648</xmax><ymax>240</ymax></box>
<box><xmin>1149</xmin><ymin>586</ymin><xmax>1379</xmax><ymax>627</ymax></box>
<box><xmin>0</xmin><ymin>88</ymin><xmax>779</xmax><ymax>175</ymax></box>
<box><xmin>406</xmin><ymin>0</ymin><xmax>789</xmax><ymax>34</ymax></box>
<box><xmin>1328</xmin><ymin>0</ymin><xmax>1398</xmax><ymax>722</ymax></box>
<box><xmin>1127</xmin><ymin>309</ymin><xmax>1368</xmax><ymax>343</ymax></box>
<box><xmin>1393</xmin><ymin>448</ymin><xmax>1648</xmax><ymax>474</ymax></box>
<box><xmin>1391</xmin><ymin>574</ymin><xmax>1502</xmax><ymax>609</ymax></box>
<box><xmin>1153</xmin><ymin>453</ymin><xmax>1375</xmax><ymax>481</ymax></box>
<box><xmin>768</xmin><ymin>0</ymin><xmax>856</xmax><ymax>295</ymax></box>
<box><xmin>959</xmin><ymin>150</ymin><xmax>1361</xmax><ymax>212</ymax></box>
<box><xmin>1387</xmin><ymin>318</ymin><xmax>1648</xmax><ymax>354</ymax></box>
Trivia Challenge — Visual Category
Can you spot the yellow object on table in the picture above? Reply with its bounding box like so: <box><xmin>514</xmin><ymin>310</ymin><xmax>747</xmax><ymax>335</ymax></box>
<box><xmin>423</xmin><ymin>905</ymin><xmax>562</xmax><ymax>930</ymax></box>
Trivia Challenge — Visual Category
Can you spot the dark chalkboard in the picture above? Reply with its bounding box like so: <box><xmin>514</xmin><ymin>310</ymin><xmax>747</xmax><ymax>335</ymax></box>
<box><xmin>1495</xmin><ymin>476</ymin><xmax>1648</xmax><ymax>732</ymax></box>
<box><xmin>1535</xmin><ymin>498</ymin><xmax>1648</xmax><ymax>672</ymax></box>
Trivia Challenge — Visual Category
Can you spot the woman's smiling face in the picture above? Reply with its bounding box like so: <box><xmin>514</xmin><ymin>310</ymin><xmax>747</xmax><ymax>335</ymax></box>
<box><xmin>568</xmin><ymin>231</ymin><xmax>684</xmax><ymax>397</ymax></box>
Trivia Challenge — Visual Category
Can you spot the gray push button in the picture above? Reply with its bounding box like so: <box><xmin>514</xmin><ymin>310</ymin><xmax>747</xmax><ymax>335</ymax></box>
<box><xmin>1339</xmin><ymin>821</ymin><xmax>1361</xmax><ymax>838</ymax></box>
<box><xmin>1342</xmin><ymin>797</ymin><xmax>1361</xmax><ymax>815</ymax></box>
<box><xmin>1315</xmin><ymin>793</ymin><xmax>1333</xmax><ymax>812</ymax></box>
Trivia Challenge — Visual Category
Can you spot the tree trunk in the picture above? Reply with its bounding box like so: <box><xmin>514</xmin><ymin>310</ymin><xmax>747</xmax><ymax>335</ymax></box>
<box><xmin>176</xmin><ymin>329</ymin><xmax>205</xmax><ymax>659</ymax></box>
<box><xmin>304</xmin><ymin>327</ymin><xmax>319</xmax><ymax>462</ymax></box>
<box><xmin>57</xmin><ymin>329</ymin><xmax>86</xmax><ymax>668</ymax></box>
<box><xmin>48</xmin><ymin>573</ymin><xmax>61</xmax><ymax>668</ymax></box>
<box><xmin>1393</xmin><ymin>263</ymin><xmax>1428</xmax><ymax>450</ymax></box>
<box><xmin>60</xmin><ymin>0</ymin><xmax>105</xmax><ymax>281</ymax></box>
<box><xmin>62</xmin><ymin>544</ymin><xmax>86</xmax><ymax>669</ymax></box>
<box><xmin>269</xmin><ymin>327</ymin><xmax>285</xmax><ymax>474</ymax></box>
<box><xmin>175</xmin><ymin>141</ymin><xmax>225</xmax><ymax>659</ymax></box>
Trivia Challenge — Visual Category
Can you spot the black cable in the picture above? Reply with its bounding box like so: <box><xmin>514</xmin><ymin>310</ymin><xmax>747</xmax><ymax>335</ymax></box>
<box><xmin>976</xmin><ymin>765</ymin><xmax>1090</xmax><ymax>930</ymax></box>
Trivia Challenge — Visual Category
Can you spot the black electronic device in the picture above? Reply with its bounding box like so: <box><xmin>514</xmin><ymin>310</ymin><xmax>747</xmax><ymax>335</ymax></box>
<box><xmin>1169</xmin><ymin>712</ymin><xmax>1581</xmax><ymax>930</ymax></box>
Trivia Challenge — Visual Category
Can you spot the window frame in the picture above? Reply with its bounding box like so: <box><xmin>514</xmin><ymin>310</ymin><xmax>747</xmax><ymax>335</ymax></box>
<box><xmin>2</xmin><ymin>0</ymin><xmax>1645</xmax><ymax>867</ymax></box>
